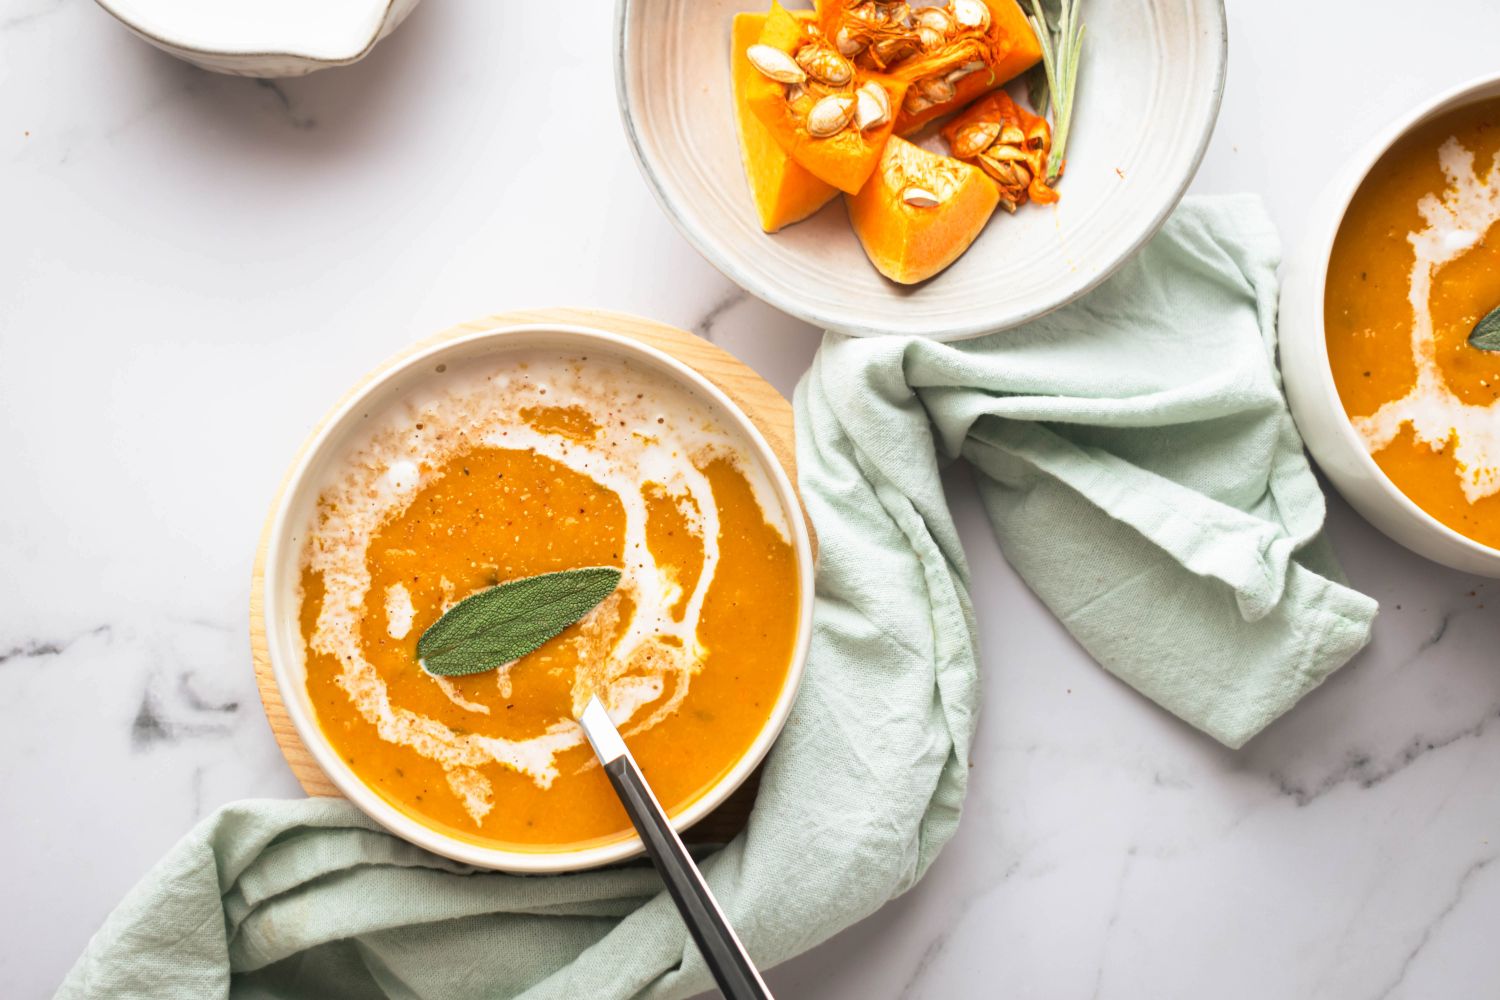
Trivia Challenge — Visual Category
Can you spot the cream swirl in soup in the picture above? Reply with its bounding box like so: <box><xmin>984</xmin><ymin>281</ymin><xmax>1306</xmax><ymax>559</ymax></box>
<box><xmin>1326</xmin><ymin>101</ymin><xmax>1500</xmax><ymax>550</ymax></box>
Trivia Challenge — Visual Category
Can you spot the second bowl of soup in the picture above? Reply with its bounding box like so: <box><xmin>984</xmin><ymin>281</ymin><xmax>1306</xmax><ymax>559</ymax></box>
<box><xmin>1281</xmin><ymin>75</ymin><xmax>1500</xmax><ymax>577</ymax></box>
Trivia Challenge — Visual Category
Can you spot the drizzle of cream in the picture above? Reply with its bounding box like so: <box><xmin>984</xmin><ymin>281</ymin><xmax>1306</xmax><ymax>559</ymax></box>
<box><xmin>431</xmin><ymin>676</ymin><xmax>491</xmax><ymax>715</ymax></box>
<box><xmin>384</xmin><ymin>459</ymin><xmax>420</xmax><ymax>496</ymax></box>
<box><xmin>736</xmin><ymin>452</ymin><xmax>791</xmax><ymax>543</ymax></box>
<box><xmin>445</xmin><ymin>767</ymin><xmax>493</xmax><ymax>823</ymax></box>
<box><xmin>608</xmin><ymin>675</ymin><xmax>665</xmax><ymax>725</ymax></box>
<box><xmin>384</xmin><ymin>583</ymin><xmax>415</xmax><ymax>640</ymax></box>
<box><xmin>1354</xmin><ymin>138</ymin><xmax>1500</xmax><ymax>503</ymax></box>
<box><xmin>656</xmin><ymin>564</ymin><xmax>685</xmax><ymax>618</ymax></box>
<box><xmin>303</xmin><ymin>353</ymin><xmax>782</xmax><ymax>825</ymax></box>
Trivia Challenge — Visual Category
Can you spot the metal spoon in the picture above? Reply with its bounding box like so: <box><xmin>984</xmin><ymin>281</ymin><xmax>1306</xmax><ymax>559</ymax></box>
<box><xmin>577</xmin><ymin>695</ymin><xmax>773</xmax><ymax>1000</ymax></box>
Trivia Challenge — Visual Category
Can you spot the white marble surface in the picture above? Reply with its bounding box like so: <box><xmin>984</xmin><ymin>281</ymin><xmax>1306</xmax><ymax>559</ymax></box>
<box><xmin>2</xmin><ymin>2</ymin><xmax>1499</xmax><ymax>997</ymax></box>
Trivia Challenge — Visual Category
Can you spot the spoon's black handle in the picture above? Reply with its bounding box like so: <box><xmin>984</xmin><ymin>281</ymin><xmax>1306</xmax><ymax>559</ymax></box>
<box><xmin>601</xmin><ymin>754</ymin><xmax>772</xmax><ymax>1000</ymax></box>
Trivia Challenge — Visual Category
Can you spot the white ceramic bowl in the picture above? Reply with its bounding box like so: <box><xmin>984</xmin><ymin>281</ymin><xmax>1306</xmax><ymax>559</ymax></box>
<box><xmin>1280</xmin><ymin>74</ymin><xmax>1500</xmax><ymax>578</ymax></box>
<box><xmin>94</xmin><ymin>0</ymin><xmax>421</xmax><ymax>77</ymax></box>
<box><xmin>263</xmin><ymin>322</ymin><xmax>817</xmax><ymax>871</ymax></box>
<box><xmin>615</xmin><ymin>0</ymin><xmax>1227</xmax><ymax>339</ymax></box>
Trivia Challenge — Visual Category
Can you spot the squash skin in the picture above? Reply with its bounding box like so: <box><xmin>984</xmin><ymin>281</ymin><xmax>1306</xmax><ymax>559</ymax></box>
<box><xmin>745</xmin><ymin>3</ymin><xmax>908</xmax><ymax>196</ymax></box>
<box><xmin>732</xmin><ymin>12</ymin><xmax>840</xmax><ymax>232</ymax></box>
<box><xmin>846</xmin><ymin>135</ymin><xmax>999</xmax><ymax>285</ymax></box>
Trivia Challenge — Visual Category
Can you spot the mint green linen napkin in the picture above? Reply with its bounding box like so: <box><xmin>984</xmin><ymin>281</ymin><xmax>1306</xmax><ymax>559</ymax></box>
<box><xmin>806</xmin><ymin>195</ymin><xmax>1378</xmax><ymax>749</ymax></box>
<box><xmin>57</xmin><ymin>195</ymin><xmax>1376</xmax><ymax>1000</ymax></box>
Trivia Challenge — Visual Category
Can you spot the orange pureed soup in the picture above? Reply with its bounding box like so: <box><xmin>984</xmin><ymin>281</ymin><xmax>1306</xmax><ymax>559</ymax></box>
<box><xmin>297</xmin><ymin>351</ymin><xmax>800</xmax><ymax>851</ymax></box>
<box><xmin>1326</xmin><ymin>101</ymin><xmax>1500</xmax><ymax>549</ymax></box>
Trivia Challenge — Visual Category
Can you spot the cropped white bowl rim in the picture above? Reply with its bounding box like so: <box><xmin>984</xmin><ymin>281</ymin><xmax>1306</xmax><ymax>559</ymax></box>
<box><xmin>262</xmin><ymin>322</ymin><xmax>817</xmax><ymax>873</ymax></box>
<box><xmin>611</xmin><ymin>0</ymin><xmax>1229</xmax><ymax>340</ymax></box>
<box><xmin>1299</xmin><ymin>72</ymin><xmax>1500</xmax><ymax>565</ymax></box>
<box><xmin>93</xmin><ymin>0</ymin><xmax>401</xmax><ymax>63</ymax></box>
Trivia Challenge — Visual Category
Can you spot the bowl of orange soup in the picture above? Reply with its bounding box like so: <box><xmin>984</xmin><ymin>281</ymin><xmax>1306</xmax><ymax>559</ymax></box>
<box><xmin>262</xmin><ymin>320</ymin><xmax>816</xmax><ymax>871</ymax></box>
<box><xmin>1281</xmin><ymin>76</ymin><xmax>1500</xmax><ymax>577</ymax></box>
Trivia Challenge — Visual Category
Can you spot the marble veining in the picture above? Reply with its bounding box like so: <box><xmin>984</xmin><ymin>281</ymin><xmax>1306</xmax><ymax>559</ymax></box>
<box><xmin>0</xmin><ymin>0</ymin><xmax>65</xmax><ymax>33</ymax></box>
<box><xmin>4</xmin><ymin>2</ymin><xmax>1500</xmax><ymax>999</ymax></box>
<box><xmin>1374</xmin><ymin>854</ymin><xmax>1497</xmax><ymax>1000</ymax></box>
<box><xmin>129</xmin><ymin>669</ymin><xmax>242</xmax><ymax>751</ymax></box>
<box><xmin>692</xmin><ymin>287</ymin><xmax>750</xmax><ymax>343</ymax></box>
<box><xmin>0</xmin><ymin>625</ymin><xmax>112</xmax><ymax>665</ymax></box>
<box><xmin>1270</xmin><ymin>703</ymin><xmax>1500</xmax><ymax>807</ymax></box>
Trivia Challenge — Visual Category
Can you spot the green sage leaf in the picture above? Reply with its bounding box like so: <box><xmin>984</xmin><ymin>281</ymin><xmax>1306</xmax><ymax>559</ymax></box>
<box><xmin>416</xmin><ymin>566</ymin><xmax>621</xmax><ymax>677</ymax></box>
<box><xmin>1471</xmin><ymin>305</ymin><xmax>1500</xmax><ymax>351</ymax></box>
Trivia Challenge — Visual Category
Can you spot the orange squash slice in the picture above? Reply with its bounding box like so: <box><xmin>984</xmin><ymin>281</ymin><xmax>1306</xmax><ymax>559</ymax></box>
<box><xmin>744</xmin><ymin>2</ymin><xmax>908</xmax><ymax>196</ymax></box>
<box><xmin>732</xmin><ymin>11</ymin><xmax>840</xmax><ymax>232</ymax></box>
<box><xmin>941</xmin><ymin>89</ymin><xmax>1057</xmax><ymax>211</ymax></box>
<box><xmin>846</xmin><ymin>134</ymin><xmax>999</xmax><ymax>284</ymax></box>
<box><xmin>815</xmin><ymin>0</ymin><xmax>1042</xmax><ymax>135</ymax></box>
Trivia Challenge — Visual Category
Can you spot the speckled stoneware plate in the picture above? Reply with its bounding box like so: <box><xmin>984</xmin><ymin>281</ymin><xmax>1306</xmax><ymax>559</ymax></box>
<box><xmin>616</xmin><ymin>0</ymin><xmax>1227</xmax><ymax>340</ymax></box>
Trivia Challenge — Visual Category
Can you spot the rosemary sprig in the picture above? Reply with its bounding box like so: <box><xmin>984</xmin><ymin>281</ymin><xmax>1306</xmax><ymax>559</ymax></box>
<box><xmin>1026</xmin><ymin>0</ymin><xmax>1084</xmax><ymax>184</ymax></box>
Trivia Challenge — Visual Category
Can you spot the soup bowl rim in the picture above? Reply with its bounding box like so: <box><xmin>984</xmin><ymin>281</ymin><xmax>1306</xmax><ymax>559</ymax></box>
<box><xmin>1280</xmin><ymin>72</ymin><xmax>1500</xmax><ymax>576</ymax></box>
<box><xmin>262</xmin><ymin>321</ymin><xmax>818</xmax><ymax>872</ymax></box>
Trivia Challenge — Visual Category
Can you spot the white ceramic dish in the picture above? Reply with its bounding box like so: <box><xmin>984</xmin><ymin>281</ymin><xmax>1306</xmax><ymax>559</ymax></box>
<box><xmin>615</xmin><ymin>0</ymin><xmax>1227</xmax><ymax>339</ymax></box>
<box><xmin>93</xmin><ymin>0</ymin><xmax>421</xmax><ymax>77</ymax></box>
<box><xmin>262</xmin><ymin>322</ymin><xmax>817</xmax><ymax>872</ymax></box>
<box><xmin>1280</xmin><ymin>74</ymin><xmax>1500</xmax><ymax>578</ymax></box>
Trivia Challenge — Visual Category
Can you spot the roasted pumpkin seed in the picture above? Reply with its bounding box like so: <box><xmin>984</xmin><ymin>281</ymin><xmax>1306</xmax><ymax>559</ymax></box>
<box><xmin>854</xmin><ymin>81</ymin><xmax>891</xmax><ymax>130</ymax></box>
<box><xmin>952</xmin><ymin>120</ymin><xmax>1000</xmax><ymax>158</ymax></box>
<box><xmin>835</xmin><ymin>25</ymin><xmax>864</xmax><ymax>56</ymax></box>
<box><xmin>807</xmin><ymin>94</ymin><xmax>856</xmax><ymax>137</ymax></box>
<box><xmin>796</xmin><ymin>44</ymin><xmax>854</xmax><ymax>86</ymax></box>
<box><xmin>916</xmin><ymin>75</ymin><xmax>957</xmax><ymax>103</ymax></box>
<box><xmin>978</xmin><ymin>155</ymin><xmax>1026</xmax><ymax>187</ymax></box>
<box><xmin>987</xmin><ymin>143</ymin><xmax>1029</xmax><ymax>162</ymax></box>
<box><xmin>870</xmin><ymin>36</ymin><xmax>920</xmax><ymax>66</ymax></box>
<box><xmin>747</xmin><ymin>44</ymin><xmax>805</xmax><ymax>84</ymax></box>
<box><xmin>914</xmin><ymin>7</ymin><xmax>955</xmax><ymax>33</ymax></box>
<box><xmin>903</xmin><ymin>90</ymin><xmax>934</xmax><ymax>115</ymax></box>
<box><xmin>902</xmin><ymin>186</ymin><xmax>942</xmax><ymax>207</ymax></box>
<box><xmin>952</xmin><ymin>0</ymin><xmax>991</xmax><ymax>31</ymax></box>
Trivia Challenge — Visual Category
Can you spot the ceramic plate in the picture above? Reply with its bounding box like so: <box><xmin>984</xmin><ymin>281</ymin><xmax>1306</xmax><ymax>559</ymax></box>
<box><xmin>616</xmin><ymin>0</ymin><xmax>1227</xmax><ymax>339</ymax></box>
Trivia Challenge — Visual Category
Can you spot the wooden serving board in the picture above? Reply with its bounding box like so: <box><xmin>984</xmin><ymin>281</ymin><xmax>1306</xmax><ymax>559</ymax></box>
<box><xmin>249</xmin><ymin>307</ymin><xmax>804</xmax><ymax>847</ymax></box>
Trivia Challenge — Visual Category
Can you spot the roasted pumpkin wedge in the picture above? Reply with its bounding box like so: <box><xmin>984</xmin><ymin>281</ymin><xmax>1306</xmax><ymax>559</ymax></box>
<box><xmin>941</xmin><ymin>89</ymin><xmax>1057</xmax><ymax>211</ymax></box>
<box><xmin>815</xmin><ymin>0</ymin><xmax>1042</xmax><ymax>134</ymax></box>
<box><xmin>846</xmin><ymin>134</ymin><xmax>999</xmax><ymax>284</ymax></box>
<box><xmin>732</xmin><ymin>11</ymin><xmax>840</xmax><ymax>231</ymax></box>
<box><xmin>743</xmin><ymin>2</ymin><xmax>908</xmax><ymax>195</ymax></box>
